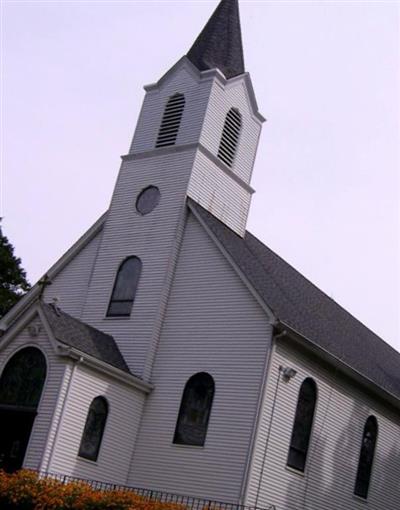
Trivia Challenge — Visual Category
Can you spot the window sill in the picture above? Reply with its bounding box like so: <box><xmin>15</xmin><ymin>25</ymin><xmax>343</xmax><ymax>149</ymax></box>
<box><xmin>171</xmin><ymin>443</ymin><xmax>205</xmax><ymax>450</ymax></box>
<box><xmin>77</xmin><ymin>455</ymin><xmax>98</xmax><ymax>466</ymax></box>
<box><xmin>103</xmin><ymin>316</ymin><xmax>131</xmax><ymax>320</ymax></box>
<box><xmin>352</xmin><ymin>494</ymin><xmax>368</xmax><ymax>504</ymax></box>
<box><xmin>285</xmin><ymin>465</ymin><xmax>305</xmax><ymax>477</ymax></box>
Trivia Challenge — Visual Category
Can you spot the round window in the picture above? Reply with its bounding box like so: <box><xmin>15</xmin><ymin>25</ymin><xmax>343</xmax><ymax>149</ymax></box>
<box><xmin>136</xmin><ymin>186</ymin><xmax>161</xmax><ymax>215</ymax></box>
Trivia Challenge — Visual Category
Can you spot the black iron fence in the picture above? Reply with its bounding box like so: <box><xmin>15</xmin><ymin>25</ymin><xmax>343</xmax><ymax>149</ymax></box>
<box><xmin>38</xmin><ymin>471</ymin><xmax>276</xmax><ymax>510</ymax></box>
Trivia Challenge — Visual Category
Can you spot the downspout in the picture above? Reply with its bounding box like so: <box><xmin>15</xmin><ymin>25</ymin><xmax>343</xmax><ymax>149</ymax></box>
<box><xmin>254</xmin><ymin>331</ymin><xmax>287</xmax><ymax>509</ymax></box>
<box><xmin>238</xmin><ymin>323</ymin><xmax>275</xmax><ymax>505</ymax></box>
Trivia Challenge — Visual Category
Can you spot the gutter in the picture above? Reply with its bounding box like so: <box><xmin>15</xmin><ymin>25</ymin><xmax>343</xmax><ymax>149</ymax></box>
<box><xmin>56</xmin><ymin>345</ymin><xmax>153</xmax><ymax>394</ymax></box>
<box><xmin>275</xmin><ymin>320</ymin><xmax>400</xmax><ymax>412</ymax></box>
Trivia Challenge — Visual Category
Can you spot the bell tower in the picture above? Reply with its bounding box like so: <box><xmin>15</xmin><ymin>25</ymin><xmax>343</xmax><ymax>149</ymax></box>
<box><xmin>81</xmin><ymin>0</ymin><xmax>265</xmax><ymax>379</ymax></box>
<box><xmin>129</xmin><ymin>0</ymin><xmax>265</xmax><ymax>236</ymax></box>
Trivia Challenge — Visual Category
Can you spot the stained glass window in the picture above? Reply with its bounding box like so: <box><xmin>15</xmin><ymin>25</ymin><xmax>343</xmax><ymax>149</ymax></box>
<box><xmin>0</xmin><ymin>347</ymin><xmax>46</xmax><ymax>409</ymax></box>
<box><xmin>107</xmin><ymin>257</ymin><xmax>142</xmax><ymax>317</ymax></box>
<box><xmin>173</xmin><ymin>372</ymin><xmax>215</xmax><ymax>447</ymax></box>
<box><xmin>287</xmin><ymin>378</ymin><xmax>317</xmax><ymax>472</ymax></box>
<box><xmin>354</xmin><ymin>416</ymin><xmax>378</xmax><ymax>499</ymax></box>
<box><xmin>78</xmin><ymin>396</ymin><xmax>108</xmax><ymax>462</ymax></box>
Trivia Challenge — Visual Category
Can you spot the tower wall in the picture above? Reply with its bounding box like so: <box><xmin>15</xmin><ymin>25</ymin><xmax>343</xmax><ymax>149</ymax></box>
<box><xmin>80</xmin><ymin>60</ymin><xmax>264</xmax><ymax>376</ymax></box>
<box><xmin>81</xmin><ymin>147</ymin><xmax>196</xmax><ymax>378</ymax></box>
<box><xmin>199</xmin><ymin>76</ymin><xmax>263</xmax><ymax>184</ymax></box>
<box><xmin>129</xmin><ymin>61</ymin><xmax>214</xmax><ymax>154</ymax></box>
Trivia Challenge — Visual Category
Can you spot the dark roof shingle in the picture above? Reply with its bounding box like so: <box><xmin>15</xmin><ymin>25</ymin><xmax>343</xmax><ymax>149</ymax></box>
<box><xmin>191</xmin><ymin>201</ymin><xmax>400</xmax><ymax>401</ymax></box>
<box><xmin>41</xmin><ymin>303</ymin><xmax>131</xmax><ymax>374</ymax></box>
<box><xmin>187</xmin><ymin>0</ymin><xmax>245</xmax><ymax>80</ymax></box>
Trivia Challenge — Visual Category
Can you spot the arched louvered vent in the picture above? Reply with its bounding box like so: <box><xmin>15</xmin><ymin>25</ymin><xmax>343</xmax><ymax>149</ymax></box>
<box><xmin>156</xmin><ymin>93</ymin><xmax>185</xmax><ymax>148</ymax></box>
<box><xmin>217</xmin><ymin>108</ymin><xmax>242</xmax><ymax>167</ymax></box>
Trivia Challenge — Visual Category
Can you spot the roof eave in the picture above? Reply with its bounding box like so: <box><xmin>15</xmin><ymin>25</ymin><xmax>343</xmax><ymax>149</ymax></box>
<box><xmin>55</xmin><ymin>344</ymin><xmax>153</xmax><ymax>394</ymax></box>
<box><xmin>0</xmin><ymin>212</ymin><xmax>108</xmax><ymax>332</ymax></box>
<box><xmin>275</xmin><ymin>320</ymin><xmax>400</xmax><ymax>411</ymax></box>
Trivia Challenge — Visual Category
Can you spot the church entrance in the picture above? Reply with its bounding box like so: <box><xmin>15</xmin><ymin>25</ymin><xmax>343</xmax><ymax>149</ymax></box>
<box><xmin>0</xmin><ymin>409</ymin><xmax>36</xmax><ymax>473</ymax></box>
<box><xmin>0</xmin><ymin>347</ymin><xmax>47</xmax><ymax>473</ymax></box>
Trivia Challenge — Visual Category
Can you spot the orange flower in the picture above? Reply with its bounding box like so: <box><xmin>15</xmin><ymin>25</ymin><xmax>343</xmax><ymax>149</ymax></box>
<box><xmin>0</xmin><ymin>470</ymin><xmax>186</xmax><ymax>510</ymax></box>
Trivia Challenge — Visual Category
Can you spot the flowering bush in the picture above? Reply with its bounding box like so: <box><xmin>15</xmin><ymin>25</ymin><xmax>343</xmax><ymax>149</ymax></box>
<box><xmin>0</xmin><ymin>470</ymin><xmax>186</xmax><ymax>510</ymax></box>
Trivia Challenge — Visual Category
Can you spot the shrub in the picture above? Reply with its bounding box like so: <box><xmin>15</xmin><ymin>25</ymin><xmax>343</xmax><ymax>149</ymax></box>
<box><xmin>0</xmin><ymin>470</ymin><xmax>186</xmax><ymax>510</ymax></box>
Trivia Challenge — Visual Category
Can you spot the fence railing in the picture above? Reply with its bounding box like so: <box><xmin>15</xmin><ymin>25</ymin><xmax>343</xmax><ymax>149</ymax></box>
<box><xmin>38</xmin><ymin>471</ymin><xmax>276</xmax><ymax>510</ymax></box>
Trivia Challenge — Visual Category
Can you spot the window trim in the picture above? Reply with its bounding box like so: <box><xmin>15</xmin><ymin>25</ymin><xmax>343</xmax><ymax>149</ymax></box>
<box><xmin>353</xmin><ymin>415</ymin><xmax>378</xmax><ymax>499</ymax></box>
<box><xmin>135</xmin><ymin>185</ymin><xmax>161</xmax><ymax>216</ymax></box>
<box><xmin>156</xmin><ymin>93</ymin><xmax>185</xmax><ymax>148</ymax></box>
<box><xmin>78</xmin><ymin>396</ymin><xmax>109</xmax><ymax>463</ymax></box>
<box><xmin>0</xmin><ymin>346</ymin><xmax>47</xmax><ymax>410</ymax></box>
<box><xmin>286</xmin><ymin>377</ymin><xmax>317</xmax><ymax>473</ymax></box>
<box><xmin>173</xmin><ymin>372</ymin><xmax>215</xmax><ymax>447</ymax></box>
<box><xmin>106</xmin><ymin>256</ymin><xmax>142</xmax><ymax>318</ymax></box>
<box><xmin>217</xmin><ymin>107</ymin><xmax>242</xmax><ymax>168</ymax></box>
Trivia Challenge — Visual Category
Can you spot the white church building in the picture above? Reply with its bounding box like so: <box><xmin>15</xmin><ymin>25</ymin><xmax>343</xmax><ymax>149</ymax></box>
<box><xmin>0</xmin><ymin>1</ymin><xmax>399</xmax><ymax>509</ymax></box>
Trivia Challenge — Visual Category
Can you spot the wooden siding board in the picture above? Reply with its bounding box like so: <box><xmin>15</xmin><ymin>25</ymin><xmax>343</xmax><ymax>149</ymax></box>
<box><xmin>130</xmin><ymin>64</ymin><xmax>213</xmax><ymax>154</ymax></box>
<box><xmin>49</xmin><ymin>364</ymin><xmax>145</xmax><ymax>484</ymax></box>
<box><xmin>128</xmin><ymin>212</ymin><xmax>272</xmax><ymax>502</ymax></box>
<box><xmin>40</xmin><ymin>362</ymin><xmax>74</xmax><ymax>471</ymax></box>
<box><xmin>81</xmin><ymin>149</ymin><xmax>196</xmax><ymax>377</ymax></box>
<box><xmin>0</xmin><ymin>315</ymin><xmax>67</xmax><ymax>471</ymax></box>
<box><xmin>43</xmin><ymin>230</ymin><xmax>103</xmax><ymax>319</ymax></box>
<box><xmin>187</xmin><ymin>150</ymin><xmax>251</xmax><ymax>236</ymax></box>
<box><xmin>200</xmin><ymin>79</ymin><xmax>262</xmax><ymax>184</ymax></box>
<box><xmin>245</xmin><ymin>339</ymin><xmax>400</xmax><ymax>510</ymax></box>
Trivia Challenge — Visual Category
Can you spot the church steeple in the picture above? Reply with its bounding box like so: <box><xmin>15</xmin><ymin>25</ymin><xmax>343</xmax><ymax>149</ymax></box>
<box><xmin>187</xmin><ymin>0</ymin><xmax>245</xmax><ymax>80</ymax></box>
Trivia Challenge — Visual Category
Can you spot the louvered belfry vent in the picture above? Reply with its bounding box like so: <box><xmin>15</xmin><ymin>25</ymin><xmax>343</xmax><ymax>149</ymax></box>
<box><xmin>156</xmin><ymin>93</ymin><xmax>186</xmax><ymax>148</ymax></box>
<box><xmin>217</xmin><ymin>108</ymin><xmax>242</xmax><ymax>167</ymax></box>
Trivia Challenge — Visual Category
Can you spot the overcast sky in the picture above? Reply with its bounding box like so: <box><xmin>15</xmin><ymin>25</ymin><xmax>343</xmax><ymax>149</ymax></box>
<box><xmin>1</xmin><ymin>0</ymin><xmax>399</xmax><ymax>350</ymax></box>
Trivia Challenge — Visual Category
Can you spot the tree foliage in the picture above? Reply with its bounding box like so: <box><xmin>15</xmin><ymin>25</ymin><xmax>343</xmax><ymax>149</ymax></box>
<box><xmin>0</xmin><ymin>220</ymin><xmax>30</xmax><ymax>318</ymax></box>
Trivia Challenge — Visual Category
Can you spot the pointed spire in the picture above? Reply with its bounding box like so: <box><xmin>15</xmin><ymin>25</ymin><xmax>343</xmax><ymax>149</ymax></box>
<box><xmin>187</xmin><ymin>0</ymin><xmax>245</xmax><ymax>80</ymax></box>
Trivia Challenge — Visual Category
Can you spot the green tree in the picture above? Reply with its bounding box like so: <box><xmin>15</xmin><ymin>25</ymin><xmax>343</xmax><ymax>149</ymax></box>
<box><xmin>0</xmin><ymin>220</ymin><xmax>30</xmax><ymax>318</ymax></box>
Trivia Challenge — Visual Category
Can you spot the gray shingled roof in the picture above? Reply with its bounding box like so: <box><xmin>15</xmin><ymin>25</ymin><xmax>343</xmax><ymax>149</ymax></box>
<box><xmin>41</xmin><ymin>303</ymin><xmax>131</xmax><ymax>374</ymax></box>
<box><xmin>187</xmin><ymin>0</ymin><xmax>245</xmax><ymax>80</ymax></box>
<box><xmin>191</xmin><ymin>201</ymin><xmax>400</xmax><ymax>402</ymax></box>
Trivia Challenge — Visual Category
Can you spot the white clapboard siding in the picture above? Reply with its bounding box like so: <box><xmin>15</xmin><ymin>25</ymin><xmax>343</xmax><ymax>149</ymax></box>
<box><xmin>130</xmin><ymin>61</ymin><xmax>213</xmax><ymax>154</ymax></box>
<box><xmin>49</xmin><ymin>364</ymin><xmax>145</xmax><ymax>484</ymax></box>
<box><xmin>81</xmin><ymin>149</ymin><xmax>197</xmax><ymax>378</ymax></box>
<box><xmin>0</xmin><ymin>315</ymin><xmax>67</xmax><ymax>471</ymax></box>
<box><xmin>43</xmin><ymin>229</ymin><xmax>103</xmax><ymax>319</ymax></box>
<box><xmin>200</xmin><ymin>77</ymin><xmax>262</xmax><ymax>185</ymax></box>
<box><xmin>128</xmin><ymin>212</ymin><xmax>273</xmax><ymax>502</ymax></box>
<box><xmin>187</xmin><ymin>149</ymin><xmax>251</xmax><ymax>236</ymax></box>
<box><xmin>245</xmin><ymin>338</ymin><xmax>400</xmax><ymax>510</ymax></box>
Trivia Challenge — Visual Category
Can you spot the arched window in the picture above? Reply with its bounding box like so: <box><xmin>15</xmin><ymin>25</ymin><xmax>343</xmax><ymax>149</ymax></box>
<box><xmin>156</xmin><ymin>93</ymin><xmax>185</xmax><ymax>148</ymax></box>
<box><xmin>173</xmin><ymin>372</ymin><xmax>215</xmax><ymax>446</ymax></box>
<box><xmin>107</xmin><ymin>257</ymin><xmax>142</xmax><ymax>317</ymax></box>
<box><xmin>287</xmin><ymin>378</ymin><xmax>317</xmax><ymax>472</ymax></box>
<box><xmin>0</xmin><ymin>347</ymin><xmax>47</xmax><ymax>409</ymax></box>
<box><xmin>354</xmin><ymin>416</ymin><xmax>378</xmax><ymax>499</ymax></box>
<box><xmin>78</xmin><ymin>396</ymin><xmax>108</xmax><ymax>462</ymax></box>
<box><xmin>217</xmin><ymin>107</ymin><xmax>242</xmax><ymax>167</ymax></box>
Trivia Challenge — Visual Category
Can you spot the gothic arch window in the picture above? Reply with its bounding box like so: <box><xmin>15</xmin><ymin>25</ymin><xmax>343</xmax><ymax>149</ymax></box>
<box><xmin>107</xmin><ymin>256</ymin><xmax>142</xmax><ymax>317</ymax></box>
<box><xmin>78</xmin><ymin>396</ymin><xmax>108</xmax><ymax>462</ymax></box>
<box><xmin>217</xmin><ymin>107</ymin><xmax>242</xmax><ymax>168</ymax></box>
<box><xmin>156</xmin><ymin>93</ymin><xmax>185</xmax><ymax>148</ymax></box>
<box><xmin>287</xmin><ymin>377</ymin><xmax>317</xmax><ymax>472</ymax></box>
<box><xmin>173</xmin><ymin>372</ymin><xmax>215</xmax><ymax>447</ymax></box>
<box><xmin>0</xmin><ymin>347</ymin><xmax>47</xmax><ymax>409</ymax></box>
<box><xmin>354</xmin><ymin>416</ymin><xmax>378</xmax><ymax>499</ymax></box>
